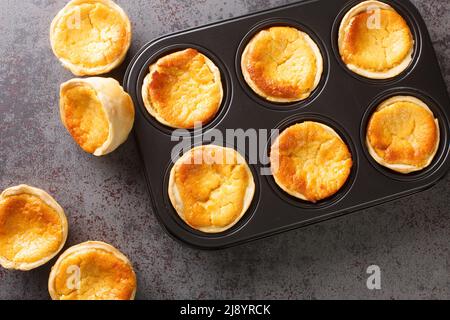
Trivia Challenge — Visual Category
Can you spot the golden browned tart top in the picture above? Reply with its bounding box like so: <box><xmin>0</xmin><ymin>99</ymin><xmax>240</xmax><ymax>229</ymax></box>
<box><xmin>241</xmin><ymin>26</ymin><xmax>323</xmax><ymax>103</ymax></box>
<box><xmin>367</xmin><ymin>96</ymin><xmax>439</xmax><ymax>173</ymax></box>
<box><xmin>48</xmin><ymin>241</ymin><xmax>137</xmax><ymax>300</ymax></box>
<box><xmin>142</xmin><ymin>48</ymin><xmax>223</xmax><ymax>129</ymax></box>
<box><xmin>339</xmin><ymin>1</ymin><xmax>414</xmax><ymax>79</ymax></box>
<box><xmin>50</xmin><ymin>0</ymin><xmax>132</xmax><ymax>76</ymax></box>
<box><xmin>168</xmin><ymin>145</ymin><xmax>255</xmax><ymax>233</ymax></box>
<box><xmin>270</xmin><ymin>122</ymin><xmax>353</xmax><ymax>203</ymax></box>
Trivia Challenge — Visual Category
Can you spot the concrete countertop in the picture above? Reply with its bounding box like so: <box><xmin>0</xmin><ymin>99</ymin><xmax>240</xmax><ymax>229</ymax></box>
<box><xmin>0</xmin><ymin>0</ymin><xmax>449</xmax><ymax>299</ymax></box>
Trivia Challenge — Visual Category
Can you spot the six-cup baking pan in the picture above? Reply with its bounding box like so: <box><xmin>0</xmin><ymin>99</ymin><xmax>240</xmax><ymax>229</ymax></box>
<box><xmin>124</xmin><ymin>0</ymin><xmax>450</xmax><ymax>249</ymax></box>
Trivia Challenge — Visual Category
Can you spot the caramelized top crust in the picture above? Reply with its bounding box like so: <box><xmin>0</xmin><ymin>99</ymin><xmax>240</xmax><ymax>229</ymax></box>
<box><xmin>169</xmin><ymin>146</ymin><xmax>255</xmax><ymax>233</ymax></box>
<box><xmin>339</xmin><ymin>1</ymin><xmax>413</xmax><ymax>78</ymax></box>
<box><xmin>143</xmin><ymin>49</ymin><xmax>223</xmax><ymax>129</ymax></box>
<box><xmin>270</xmin><ymin>122</ymin><xmax>353</xmax><ymax>203</ymax></box>
<box><xmin>61</xmin><ymin>84</ymin><xmax>110</xmax><ymax>154</ymax></box>
<box><xmin>367</xmin><ymin>97</ymin><xmax>439</xmax><ymax>172</ymax></box>
<box><xmin>50</xmin><ymin>0</ymin><xmax>131</xmax><ymax>76</ymax></box>
<box><xmin>49</xmin><ymin>242</ymin><xmax>136</xmax><ymax>300</ymax></box>
<box><xmin>241</xmin><ymin>26</ymin><xmax>323</xmax><ymax>102</ymax></box>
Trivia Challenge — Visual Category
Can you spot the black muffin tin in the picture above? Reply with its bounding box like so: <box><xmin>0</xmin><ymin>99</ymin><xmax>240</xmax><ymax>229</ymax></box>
<box><xmin>124</xmin><ymin>0</ymin><xmax>450</xmax><ymax>249</ymax></box>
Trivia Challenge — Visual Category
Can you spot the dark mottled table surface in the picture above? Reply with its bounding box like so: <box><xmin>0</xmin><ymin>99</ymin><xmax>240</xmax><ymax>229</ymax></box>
<box><xmin>0</xmin><ymin>0</ymin><xmax>449</xmax><ymax>300</ymax></box>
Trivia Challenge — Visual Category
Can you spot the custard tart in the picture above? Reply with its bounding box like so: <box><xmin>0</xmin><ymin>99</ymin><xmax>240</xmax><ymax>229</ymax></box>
<box><xmin>339</xmin><ymin>1</ymin><xmax>414</xmax><ymax>79</ymax></box>
<box><xmin>50</xmin><ymin>0</ymin><xmax>132</xmax><ymax>76</ymax></box>
<box><xmin>270</xmin><ymin>122</ymin><xmax>353</xmax><ymax>203</ymax></box>
<box><xmin>366</xmin><ymin>96</ymin><xmax>439</xmax><ymax>173</ymax></box>
<box><xmin>241</xmin><ymin>26</ymin><xmax>323</xmax><ymax>102</ymax></box>
<box><xmin>60</xmin><ymin>77</ymin><xmax>135</xmax><ymax>156</ymax></box>
<box><xmin>142</xmin><ymin>48</ymin><xmax>223</xmax><ymax>129</ymax></box>
<box><xmin>48</xmin><ymin>241</ymin><xmax>137</xmax><ymax>300</ymax></box>
<box><xmin>0</xmin><ymin>185</ymin><xmax>68</xmax><ymax>271</ymax></box>
<box><xmin>169</xmin><ymin>145</ymin><xmax>255</xmax><ymax>233</ymax></box>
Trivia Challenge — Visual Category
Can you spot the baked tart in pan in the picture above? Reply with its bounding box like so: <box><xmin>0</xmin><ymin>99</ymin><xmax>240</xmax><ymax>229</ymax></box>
<box><xmin>270</xmin><ymin>122</ymin><xmax>353</xmax><ymax>203</ymax></box>
<box><xmin>241</xmin><ymin>26</ymin><xmax>323</xmax><ymax>103</ymax></box>
<box><xmin>168</xmin><ymin>145</ymin><xmax>255</xmax><ymax>233</ymax></box>
<box><xmin>366</xmin><ymin>96</ymin><xmax>440</xmax><ymax>174</ymax></box>
<box><xmin>338</xmin><ymin>0</ymin><xmax>414</xmax><ymax>79</ymax></box>
<box><xmin>142</xmin><ymin>48</ymin><xmax>223</xmax><ymax>129</ymax></box>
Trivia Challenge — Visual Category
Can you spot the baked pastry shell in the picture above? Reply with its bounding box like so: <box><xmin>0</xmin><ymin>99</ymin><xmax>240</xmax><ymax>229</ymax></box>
<box><xmin>60</xmin><ymin>77</ymin><xmax>135</xmax><ymax>156</ymax></box>
<box><xmin>48</xmin><ymin>241</ymin><xmax>137</xmax><ymax>300</ymax></box>
<box><xmin>241</xmin><ymin>26</ymin><xmax>323</xmax><ymax>103</ymax></box>
<box><xmin>50</xmin><ymin>0</ymin><xmax>132</xmax><ymax>76</ymax></box>
<box><xmin>0</xmin><ymin>185</ymin><xmax>68</xmax><ymax>271</ymax></box>
<box><xmin>366</xmin><ymin>96</ymin><xmax>440</xmax><ymax>174</ymax></box>
<box><xmin>141</xmin><ymin>50</ymin><xmax>224</xmax><ymax>129</ymax></box>
<box><xmin>338</xmin><ymin>0</ymin><xmax>414</xmax><ymax>79</ymax></box>
<box><xmin>168</xmin><ymin>145</ymin><xmax>256</xmax><ymax>234</ymax></box>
